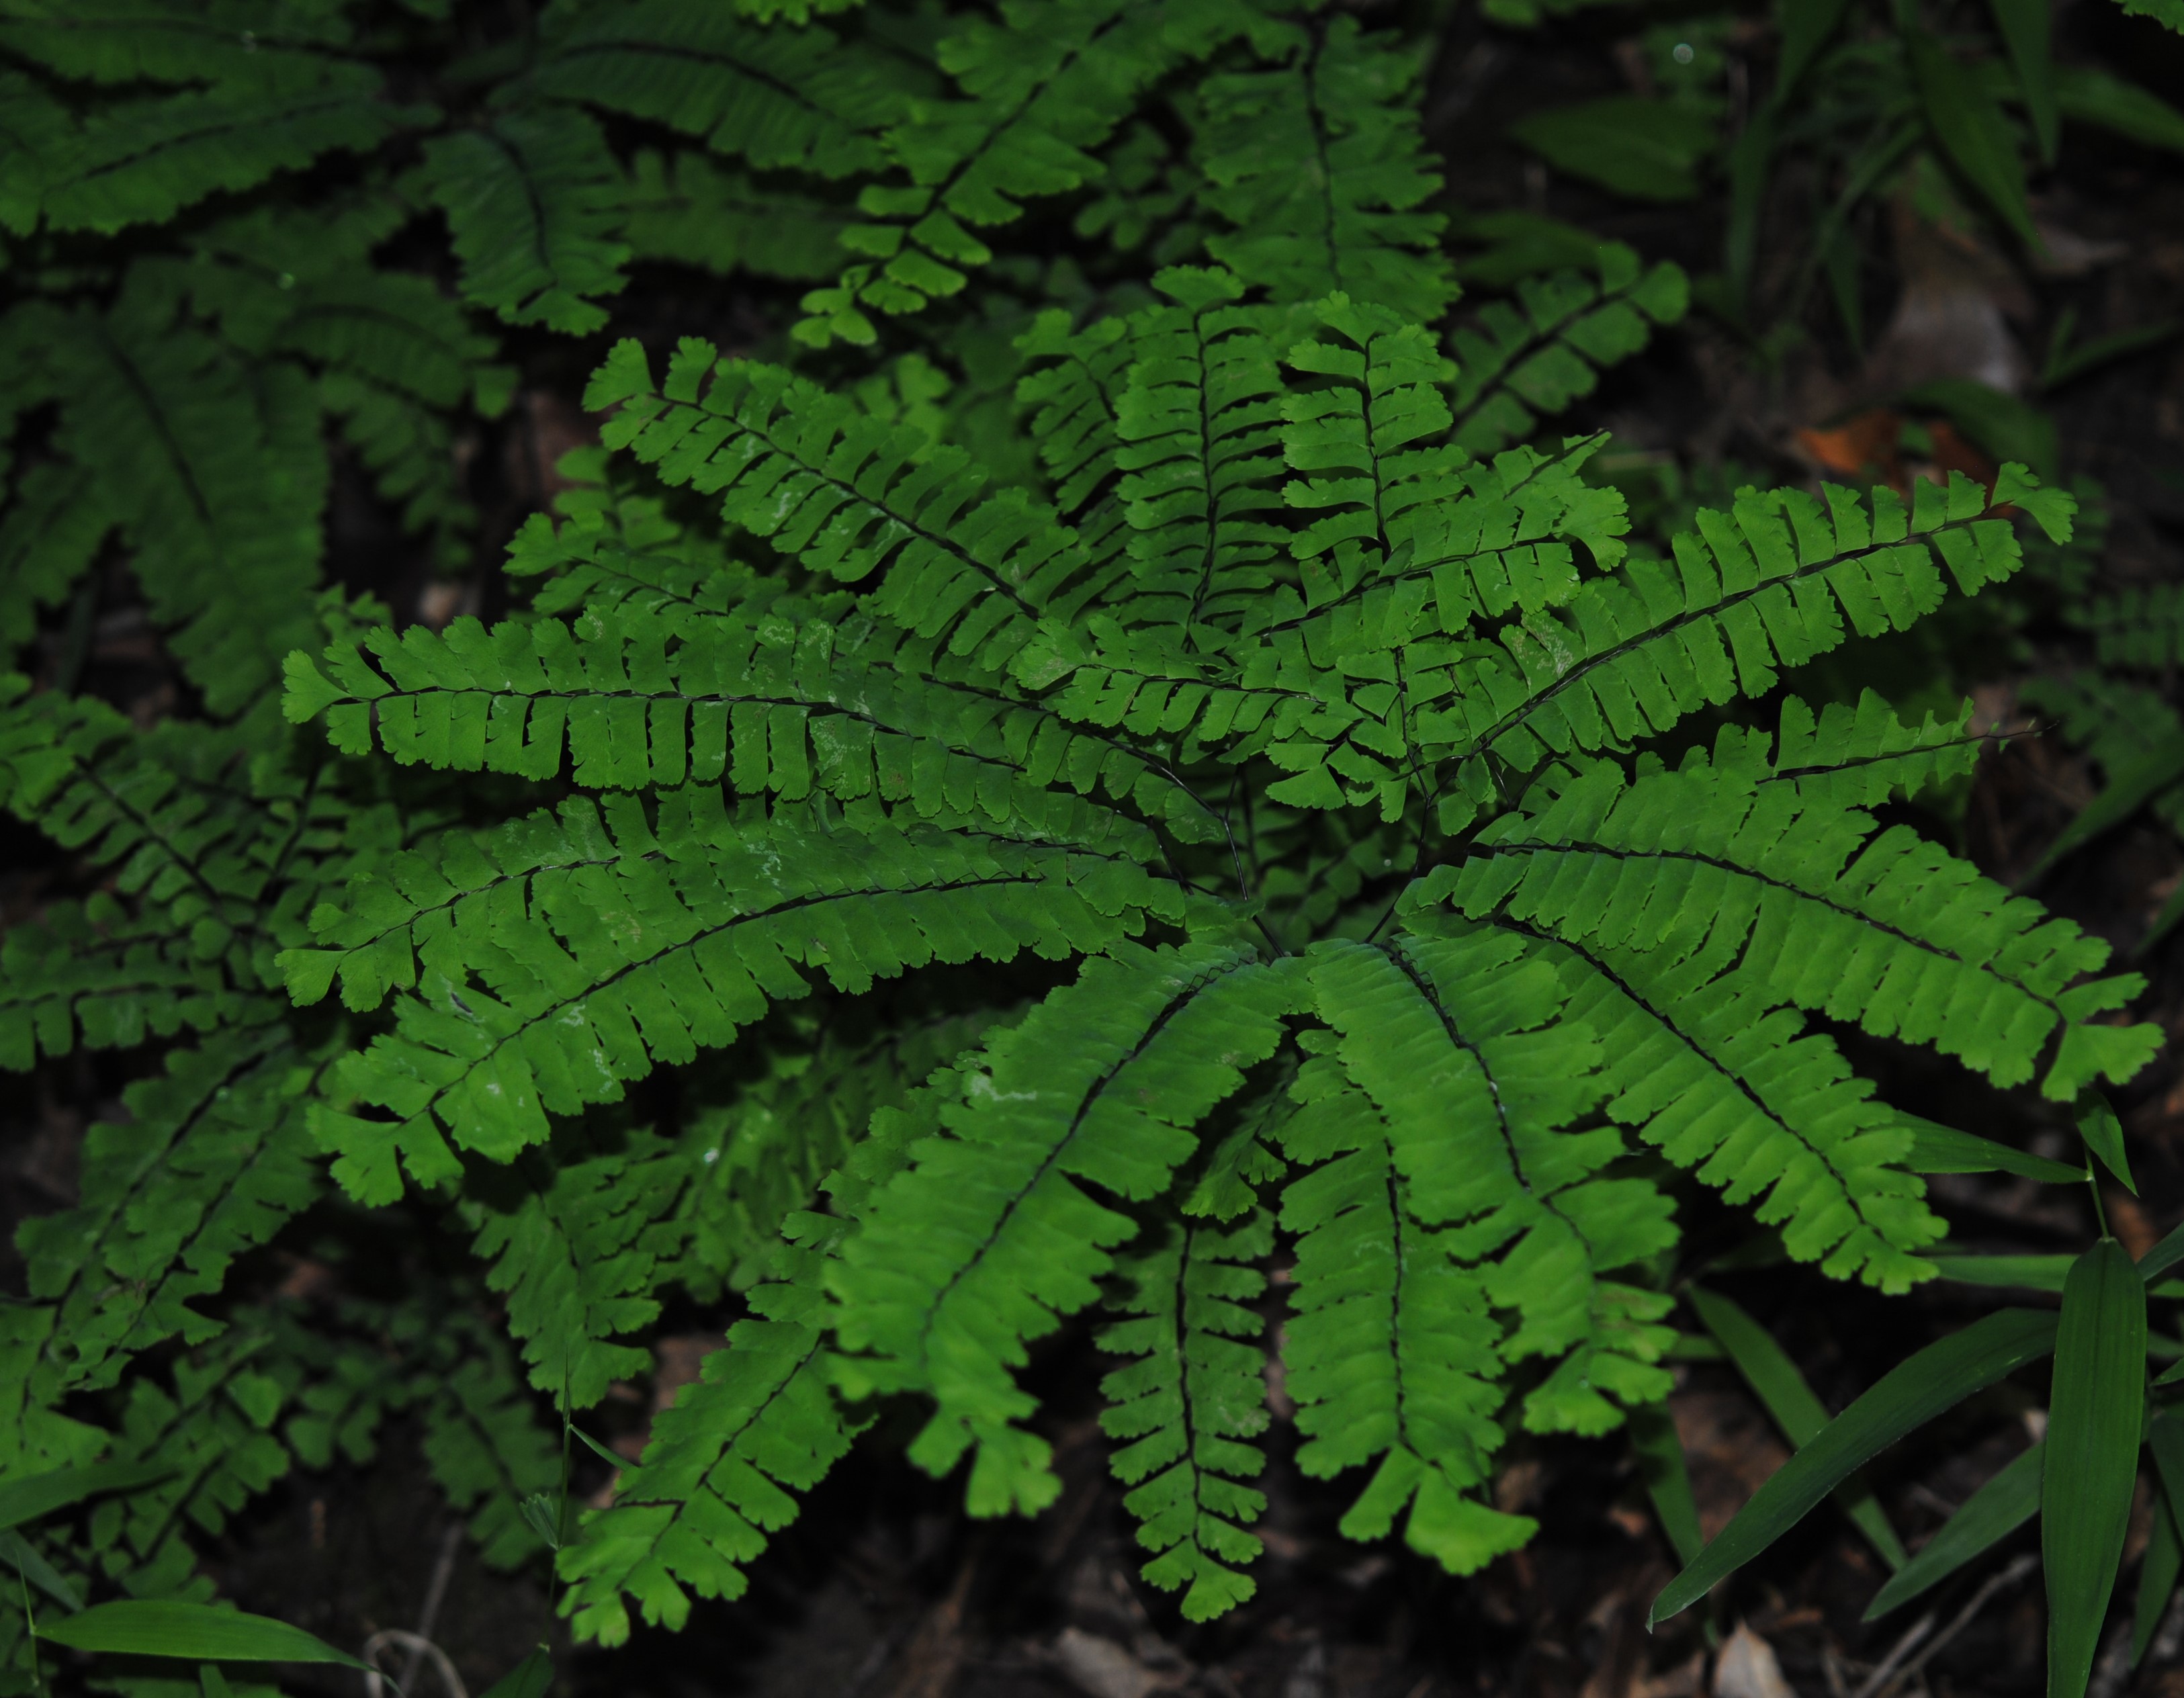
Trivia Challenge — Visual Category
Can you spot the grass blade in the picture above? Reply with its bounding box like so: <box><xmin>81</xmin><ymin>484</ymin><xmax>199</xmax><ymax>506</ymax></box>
<box><xmin>2133</xmin><ymin>1467</ymin><xmax>2179</xmax><ymax>1666</ymax></box>
<box><xmin>2044</xmin><ymin>1241</ymin><xmax>2147</xmax><ymax>1698</ymax></box>
<box><xmin>38</xmin><ymin>1601</ymin><xmax>369</xmax><ymax>1669</ymax></box>
<box><xmin>0</xmin><ymin>1461</ymin><xmax>173</xmax><ymax>1534</ymax></box>
<box><xmin>1629</xmin><ymin>1402</ymin><xmax>1704</xmax><ymax>1566</ymax></box>
<box><xmin>1905</xmin><ymin>27</ymin><xmax>2037</xmax><ymax>246</ymax></box>
<box><xmin>0</xmin><ymin>1528</ymin><xmax>82</xmax><ymax>1613</ymax></box>
<box><xmin>1898</xmin><ymin>1116</ymin><xmax>2086</xmax><ymax>1183</ymax></box>
<box><xmin>1691</xmin><ymin>1287</ymin><xmax>1905</xmax><ymax>1568</ymax></box>
<box><xmin>1986</xmin><ymin>0</ymin><xmax>2057</xmax><ymax>161</ymax></box>
<box><xmin>1862</xmin><ymin>1441</ymin><xmax>2042</xmax><ymax>1619</ymax></box>
<box><xmin>1650</xmin><ymin>1308</ymin><xmax>2060</xmax><ymax>1627</ymax></box>
<box><xmin>478</xmin><ymin>1646</ymin><xmax>554</xmax><ymax>1698</ymax></box>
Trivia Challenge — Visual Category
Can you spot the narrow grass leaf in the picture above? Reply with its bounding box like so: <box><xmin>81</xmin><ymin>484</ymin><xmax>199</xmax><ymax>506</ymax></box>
<box><xmin>1629</xmin><ymin>1403</ymin><xmax>1704</xmax><ymax>1566</ymax></box>
<box><xmin>478</xmin><ymin>1647</ymin><xmax>554</xmax><ymax>1698</ymax></box>
<box><xmin>38</xmin><ymin>1601</ymin><xmax>369</xmax><ymax>1668</ymax></box>
<box><xmin>0</xmin><ymin>1528</ymin><xmax>81</xmax><ymax>1611</ymax></box>
<box><xmin>0</xmin><ymin>1461</ymin><xmax>173</xmax><ymax>1533</ymax></box>
<box><xmin>1651</xmin><ymin>1308</ymin><xmax>2060</xmax><ymax>1626</ymax></box>
<box><xmin>1692</xmin><ymin>1287</ymin><xmax>1905</xmax><ymax>1568</ymax></box>
<box><xmin>2134</xmin><ymin>1467</ymin><xmax>2180</xmax><ymax>1666</ymax></box>
<box><xmin>1986</xmin><ymin>0</ymin><xmax>2057</xmax><ymax>161</ymax></box>
<box><xmin>1900</xmin><ymin>1117</ymin><xmax>2085</xmax><ymax>1183</ymax></box>
<box><xmin>1906</xmin><ymin>29</ymin><xmax>2037</xmax><ymax>244</ymax></box>
<box><xmin>1862</xmin><ymin>1441</ymin><xmax>2042</xmax><ymax>1619</ymax></box>
<box><xmin>2044</xmin><ymin>1240</ymin><xmax>2147</xmax><ymax>1698</ymax></box>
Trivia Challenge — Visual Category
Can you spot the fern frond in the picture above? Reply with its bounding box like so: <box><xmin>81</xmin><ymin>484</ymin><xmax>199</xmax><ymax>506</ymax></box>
<box><xmin>1272</xmin><ymin>1042</ymin><xmax>1534</xmax><ymax>1574</ymax></box>
<box><xmin>34</xmin><ymin>61</ymin><xmax>422</xmax><ymax>236</ymax></box>
<box><xmin>623</xmin><ymin>151</ymin><xmax>853</xmax><ymax>281</ymax></box>
<box><xmin>557</xmin><ymin>1053</ymin><xmax>988</xmax><ymax>1644</ymax></box>
<box><xmin>0</xmin><ymin>461</ymin><xmax>107</xmax><ymax>654</ymax></box>
<box><xmin>1307</xmin><ymin>928</ymin><xmax>1676</xmax><ymax>1438</ymax></box>
<box><xmin>285</xmin><ymin>591</ymin><xmax>1198</xmax><ymax>848</ymax></box>
<box><xmin>0</xmin><ymin>3</ymin><xmax>358</xmax><ymax>87</ymax></box>
<box><xmin>288</xmin><ymin>795</ymin><xmax>1174</xmax><ymax>1203</ymax></box>
<box><xmin>417</xmin><ymin>107</ymin><xmax>630</xmax><ymax>335</ymax></box>
<box><xmin>830</xmin><ymin>942</ymin><xmax>1296</xmax><ymax>1515</ymax></box>
<box><xmin>587</xmin><ymin>340</ymin><xmax>1101</xmax><ymax>678</ymax></box>
<box><xmin>673</xmin><ymin>1010</ymin><xmax>1001</xmax><ymax>1296</ymax></box>
<box><xmin>1194</xmin><ymin>17</ymin><xmax>1456</xmax><ymax>324</ymax></box>
<box><xmin>533</xmin><ymin>3</ymin><xmax>925</xmax><ymax>178</ymax></box>
<box><xmin>1098</xmin><ymin>1209</ymin><xmax>1271</xmax><ymax>1619</ymax></box>
<box><xmin>13</xmin><ymin>1027</ymin><xmax>324</xmax><ymax>1398</ymax></box>
<box><xmin>15</xmin><ymin>282</ymin><xmax>328</xmax><ymax>711</ymax></box>
<box><xmin>2070</xmin><ymin>582</ymin><xmax>2184</xmax><ymax>672</ymax></box>
<box><xmin>0</xmin><ymin>689</ymin><xmax>314</xmax><ymax>1066</ymax></box>
<box><xmin>464</xmin><ymin>1125</ymin><xmax>693</xmax><ymax>1409</ymax></box>
<box><xmin>1410</xmin><ymin>467</ymin><xmax>2063</xmax><ymax>824</ymax></box>
<box><xmin>1105</xmin><ymin>268</ymin><xmax>1287</xmax><ymax>636</ymax></box>
<box><xmin>1448</xmin><ymin>249</ymin><xmax>1690</xmax><ymax>455</ymax></box>
<box><xmin>420</xmin><ymin>1323</ymin><xmax>564</xmax><ymax>1568</ymax></box>
<box><xmin>803</xmin><ymin>0</ymin><xmax>1257</xmax><ymax>344</ymax></box>
<box><xmin>1442</xmin><ymin>747</ymin><xmax>2152</xmax><ymax>1096</ymax></box>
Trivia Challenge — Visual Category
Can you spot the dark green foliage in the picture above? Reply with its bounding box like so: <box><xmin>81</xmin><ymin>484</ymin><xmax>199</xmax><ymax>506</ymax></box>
<box><xmin>0</xmin><ymin>0</ymin><xmax>2159</xmax><ymax>1685</ymax></box>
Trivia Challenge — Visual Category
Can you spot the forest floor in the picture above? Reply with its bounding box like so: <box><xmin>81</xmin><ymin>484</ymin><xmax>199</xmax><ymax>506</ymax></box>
<box><xmin>10</xmin><ymin>3</ymin><xmax>2184</xmax><ymax>1696</ymax></box>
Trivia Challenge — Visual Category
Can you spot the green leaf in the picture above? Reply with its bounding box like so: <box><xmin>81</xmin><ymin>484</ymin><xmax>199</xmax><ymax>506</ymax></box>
<box><xmin>39</xmin><ymin>1602</ymin><xmax>369</xmax><ymax>1669</ymax></box>
<box><xmin>1920</xmin><ymin>1252</ymin><xmax>2184</xmax><ymax>1298</ymax></box>
<box><xmin>1508</xmin><ymin>97</ymin><xmax>1718</xmax><ymax>202</ymax></box>
<box><xmin>1690</xmin><ymin>1287</ymin><xmax>1905</xmax><ymax>1568</ymax></box>
<box><xmin>1898</xmin><ymin>378</ymin><xmax>2058</xmax><ymax>484</ymax></box>
<box><xmin>1905</xmin><ymin>30</ymin><xmax>2037</xmax><ymax>245</ymax></box>
<box><xmin>1628</xmin><ymin>1402</ymin><xmax>1704</xmax><ymax>1566</ymax></box>
<box><xmin>1898</xmin><ymin>1115</ymin><xmax>2087</xmax><ymax>1183</ymax></box>
<box><xmin>2056</xmin><ymin>65</ymin><xmax>2184</xmax><ymax>153</ymax></box>
<box><xmin>2134</xmin><ymin>1437</ymin><xmax>2181</xmax><ymax>1666</ymax></box>
<box><xmin>0</xmin><ymin>1527</ymin><xmax>83</xmax><ymax>1612</ymax></box>
<box><xmin>1650</xmin><ymin>1308</ymin><xmax>2060</xmax><ymax>1626</ymax></box>
<box><xmin>1863</xmin><ymin>1440</ymin><xmax>2042</xmax><ymax>1619</ymax></box>
<box><xmin>2077</xmin><ymin>1091</ymin><xmax>2136</xmax><ymax>1194</ymax></box>
<box><xmin>2031</xmin><ymin>738</ymin><xmax>2184</xmax><ymax>879</ymax></box>
<box><xmin>2141</xmin><ymin>1221</ymin><xmax>2184</xmax><ymax>1284</ymax></box>
<box><xmin>1777</xmin><ymin>0</ymin><xmax>1855</xmax><ymax>99</ymax></box>
<box><xmin>1986</xmin><ymin>0</ymin><xmax>2057</xmax><ymax>162</ymax></box>
<box><xmin>2044</xmin><ymin>1240</ymin><xmax>2148</xmax><ymax>1698</ymax></box>
<box><xmin>477</xmin><ymin>1648</ymin><xmax>554</xmax><ymax>1698</ymax></box>
<box><xmin>0</xmin><ymin>1460</ymin><xmax>173</xmax><ymax>1532</ymax></box>
<box><xmin>519</xmin><ymin>1492</ymin><xmax>562</xmax><ymax>1552</ymax></box>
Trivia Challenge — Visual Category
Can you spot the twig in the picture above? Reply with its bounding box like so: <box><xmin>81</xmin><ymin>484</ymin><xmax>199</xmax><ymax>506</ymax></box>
<box><xmin>363</xmin><ymin>1630</ymin><xmax>467</xmax><ymax>1698</ymax></box>
<box><xmin>400</xmin><ymin>1524</ymin><xmax>464</xmax><ymax>1694</ymax></box>
<box><xmin>1853</xmin><ymin>1553</ymin><xmax>2038</xmax><ymax>1698</ymax></box>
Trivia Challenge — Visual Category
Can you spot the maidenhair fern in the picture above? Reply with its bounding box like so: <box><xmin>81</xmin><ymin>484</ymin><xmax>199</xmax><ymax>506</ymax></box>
<box><xmin>0</xmin><ymin>0</ymin><xmax>2157</xmax><ymax>1685</ymax></box>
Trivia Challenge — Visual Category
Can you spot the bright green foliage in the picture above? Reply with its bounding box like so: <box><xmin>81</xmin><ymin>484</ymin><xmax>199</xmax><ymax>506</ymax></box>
<box><xmin>0</xmin><ymin>0</ymin><xmax>2160</xmax><ymax>1680</ymax></box>
<box><xmin>1100</xmin><ymin>1208</ymin><xmax>1274</xmax><ymax>1619</ymax></box>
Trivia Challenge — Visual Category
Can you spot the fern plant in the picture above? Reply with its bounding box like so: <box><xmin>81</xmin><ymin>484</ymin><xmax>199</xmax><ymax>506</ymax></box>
<box><xmin>0</xmin><ymin>0</ymin><xmax>2162</xmax><ymax>1690</ymax></box>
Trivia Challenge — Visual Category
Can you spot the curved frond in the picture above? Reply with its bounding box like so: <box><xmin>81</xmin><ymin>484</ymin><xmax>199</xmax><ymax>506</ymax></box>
<box><xmin>417</xmin><ymin>107</ymin><xmax>631</xmax><ymax>336</ymax></box>
<box><xmin>829</xmin><ymin>942</ymin><xmax>1296</xmax><ymax>1515</ymax></box>
<box><xmin>1195</xmin><ymin>17</ymin><xmax>1456</xmax><ymax>324</ymax></box>
<box><xmin>1099</xmin><ymin>1209</ymin><xmax>1272</xmax><ymax>1619</ymax></box>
